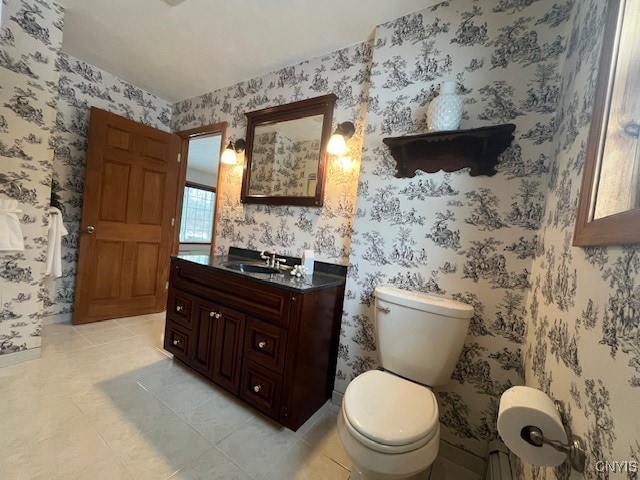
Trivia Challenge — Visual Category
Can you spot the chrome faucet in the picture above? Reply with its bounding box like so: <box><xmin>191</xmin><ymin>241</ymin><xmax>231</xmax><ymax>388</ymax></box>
<box><xmin>260</xmin><ymin>250</ymin><xmax>287</xmax><ymax>269</ymax></box>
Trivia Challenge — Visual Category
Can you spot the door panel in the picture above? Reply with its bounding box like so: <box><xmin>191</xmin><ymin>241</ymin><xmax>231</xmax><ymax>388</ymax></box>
<box><xmin>142</xmin><ymin>135</ymin><xmax>170</xmax><ymax>160</ymax></box>
<box><xmin>93</xmin><ymin>241</ymin><xmax>124</xmax><ymax>300</ymax></box>
<box><xmin>132</xmin><ymin>243</ymin><xmax>159</xmax><ymax>297</ymax></box>
<box><xmin>100</xmin><ymin>161</ymin><xmax>130</xmax><ymax>222</ymax></box>
<box><xmin>73</xmin><ymin>107</ymin><xmax>181</xmax><ymax>324</ymax></box>
<box><xmin>106</xmin><ymin>125</ymin><xmax>132</xmax><ymax>150</ymax></box>
<box><xmin>139</xmin><ymin>170</ymin><xmax>165</xmax><ymax>225</ymax></box>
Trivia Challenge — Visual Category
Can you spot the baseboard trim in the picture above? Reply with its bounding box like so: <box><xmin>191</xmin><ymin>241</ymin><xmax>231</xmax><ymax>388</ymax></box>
<box><xmin>0</xmin><ymin>347</ymin><xmax>41</xmax><ymax>368</ymax></box>
<box><xmin>42</xmin><ymin>312</ymin><xmax>72</xmax><ymax>325</ymax></box>
<box><xmin>331</xmin><ymin>389</ymin><xmax>343</xmax><ymax>406</ymax></box>
<box><xmin>438</xmin><ymin>439</ymin><xmax>486</xmax><ymax>476</ymax></box>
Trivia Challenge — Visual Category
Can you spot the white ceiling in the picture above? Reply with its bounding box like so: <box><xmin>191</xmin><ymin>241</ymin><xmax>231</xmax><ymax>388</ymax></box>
<box><xmin>55</xmin><ymin>0</ymin><xmax>429</xmax><ymax>103</ymax></box>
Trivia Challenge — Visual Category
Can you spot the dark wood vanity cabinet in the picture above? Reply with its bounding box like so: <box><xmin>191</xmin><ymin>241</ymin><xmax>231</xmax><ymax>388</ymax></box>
<box><xmin>164</xmin><ymin>257</ymin><xmax>345</xmax><ymax>430</ymax></box>
<box><xmin>165</xmin><ymin>292</ymin><xmax>244</xmax><ymax>391</ymax></box>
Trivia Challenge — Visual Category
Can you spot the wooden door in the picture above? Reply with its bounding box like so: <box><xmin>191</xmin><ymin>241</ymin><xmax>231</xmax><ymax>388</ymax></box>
<box><xmin>73</xmin><ymin>107</ymin><xmax>181</xmax><ymax>324</ymax></box>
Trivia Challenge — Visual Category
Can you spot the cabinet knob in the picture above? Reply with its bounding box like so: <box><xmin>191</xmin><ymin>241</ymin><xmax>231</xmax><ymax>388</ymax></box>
<box><xmin>258</xmin><ymin>340</ymin><xmax>268</xmax><ymax>349</ymax></box>
<box><xmin>215</xmin><ymin>313</ymin><xmax>222</xmax><ymax>319</ymax></box>
<box><xmin>253</xmin><ymin>384</ymin><xmax>262</xmax><ymax>393</ymax></box>
<box><xmin>173</xmin><ymin>339</ymin><xmax>181</xmax><ymax>346</ymax></box>
<box><xmin>176</xmin><ymin>305</ymin><xmax>184</xmax><ymax>312</ymax></box>
<box><xmin>209</xmin><ymin>311</ymin><xmax>216</xmax><ymax>317</ymax></box>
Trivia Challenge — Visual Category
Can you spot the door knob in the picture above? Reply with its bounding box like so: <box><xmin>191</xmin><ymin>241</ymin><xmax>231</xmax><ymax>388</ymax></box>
<box><xmin>85</xmin><ymin>225</ymin><xmax>95</xmax><ymax>234</ymax></box>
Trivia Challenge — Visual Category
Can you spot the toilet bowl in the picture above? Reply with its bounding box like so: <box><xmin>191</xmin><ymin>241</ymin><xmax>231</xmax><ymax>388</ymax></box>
<box><xmin>337</xmin><ymin>370</ymin><xmax>439</xmax><ymax>480</ymax></box>
<box><xmin>337</xmin><ymin>285</ymin><xmax>473</xmax><ymax>480</ymax></box>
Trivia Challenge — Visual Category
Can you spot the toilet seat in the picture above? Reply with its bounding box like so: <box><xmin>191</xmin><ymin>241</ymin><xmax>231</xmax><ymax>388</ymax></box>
<box><xmin>342</xmin><ymin>370</ymin><xmax>439</xmax><ymax>454</ymax></box>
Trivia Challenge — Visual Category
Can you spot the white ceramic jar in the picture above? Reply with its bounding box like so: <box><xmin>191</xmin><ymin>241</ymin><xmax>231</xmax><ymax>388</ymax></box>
<box><xmin>427</xmin><ymin>81</ymin><xmax>462</xmax><ymax>132</ymax></box>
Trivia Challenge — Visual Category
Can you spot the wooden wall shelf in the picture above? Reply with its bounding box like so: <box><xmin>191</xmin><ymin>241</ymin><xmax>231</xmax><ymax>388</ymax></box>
<box><xmin>383</xmin><ymin>124</ymin><xmax>516</xmax><ymax>178</ymax></box>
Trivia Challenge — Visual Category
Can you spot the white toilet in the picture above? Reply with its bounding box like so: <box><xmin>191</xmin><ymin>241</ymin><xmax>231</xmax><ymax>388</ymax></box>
<box><xmin>337</xmin><ymin>285</ymin><xmax>474</xmax><ymax>480</ymax></box>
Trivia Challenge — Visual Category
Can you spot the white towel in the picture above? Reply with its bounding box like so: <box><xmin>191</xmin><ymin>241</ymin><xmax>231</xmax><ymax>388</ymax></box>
<box><xmin>45</xmin><ymin>207</ymin><xmax>68</xmax><ymax>278</ymax></box>
<box><xmin>0</xmin><ymin>198</ymin><xmax>24</xmax><ymax>252</ymax></box>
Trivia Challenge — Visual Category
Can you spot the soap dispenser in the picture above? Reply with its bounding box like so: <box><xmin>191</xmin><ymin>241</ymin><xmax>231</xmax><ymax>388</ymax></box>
<box><xmin>302</xmin><ymin>250</ymin><xmax>314</xmax><ymax>275</ymax></box>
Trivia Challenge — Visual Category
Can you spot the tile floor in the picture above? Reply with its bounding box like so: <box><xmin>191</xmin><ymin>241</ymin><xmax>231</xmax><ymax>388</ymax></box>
<box><xmin>0</xmin><ymin>313</ymin><xmax>483</xmax><ymax>480</ymax></box>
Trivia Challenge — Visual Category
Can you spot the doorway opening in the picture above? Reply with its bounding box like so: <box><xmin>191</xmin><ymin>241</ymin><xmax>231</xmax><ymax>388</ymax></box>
<box><xmin>175</xmin><ymin>123</ymin><xmax>227</xmax><ymax>257</ymax></box>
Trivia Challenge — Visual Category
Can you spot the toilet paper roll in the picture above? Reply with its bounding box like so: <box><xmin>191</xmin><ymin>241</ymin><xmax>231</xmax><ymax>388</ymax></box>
<box><xmin>497</xmin><ymin>386</ymin><xmax>567</xmax><ymax>467</ymax></box>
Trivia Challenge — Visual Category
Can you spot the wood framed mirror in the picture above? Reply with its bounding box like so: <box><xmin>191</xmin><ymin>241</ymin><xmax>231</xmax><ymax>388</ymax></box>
<box><xmin>241</xmin><ymin>94</ymin><xmax>337</xmax><ymax>207</ymax></box>
<box><xmin>574</xmin><ymin>0</ymin><xmax>640</xmax><ymax>246</ymax></box>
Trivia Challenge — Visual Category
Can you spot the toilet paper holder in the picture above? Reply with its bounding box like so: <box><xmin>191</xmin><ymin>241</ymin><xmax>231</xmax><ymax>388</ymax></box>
<box><xmin>520</xmin><ymin>401</ymin><xmax>586</xmax><ymax>473</ymax></box>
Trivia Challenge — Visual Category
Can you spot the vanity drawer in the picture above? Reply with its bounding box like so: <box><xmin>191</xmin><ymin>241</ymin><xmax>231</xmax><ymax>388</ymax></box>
<box><xmin>244</xmin><ymin>317</ymin><xmax>287</xmax><ymax>374</ymax></box>
<box><xmin>166</xmin><ymin>289</ymin><xmax>192</xmax><ymax>329</ymax></box>
<box><xmin>164</xmin><ymin>321</ymin><xmax>191</xmax><ymax>363</ymax></box>
<box><xmin>239</xmin><ymin>358</ymin><xmax>282</xmax><ymax>420</ymax></box>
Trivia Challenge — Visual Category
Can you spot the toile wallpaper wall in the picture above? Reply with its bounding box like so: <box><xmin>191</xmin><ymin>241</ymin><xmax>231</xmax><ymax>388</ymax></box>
<box><xmin>2</xmin><ymin>0</ymin><xmax>639</xmax><ymax>475</ymax></box>
<box><xmin>44</xmin><ymin>52</ymin><xmax>172</xmax><ymax>323</ymax></box>
<box><xmin>339</xmin><ymin>0</ymin><xmax>570</xmax><ymax>458</ymax></box>
<box><xmin>0</xmin><ymin>0</ymin><xmax>172</xmax><ymax>359</ymax></box>
<box><xmin>0</xmin><ymin>0</ymin><xmax>63</xmax><ymax>360</ymax></box>
<box><xmin>171</xmin><ymin>0</ymin><xmax>584</xmax><ymax>460</ymax></box>
<box><xmin>250</xmin><ymin>131</ymin><xmax>320</xmax><ymax>196</ymax></box>
<box><xmin>172</xmin><ymin>42</ymin><xmax>368</xmax><ymax>264</ymax></box>
<box><xmin>522</xmin><ymin>0</ymin><xmax>640</xmax><ymax>478</ymax></box>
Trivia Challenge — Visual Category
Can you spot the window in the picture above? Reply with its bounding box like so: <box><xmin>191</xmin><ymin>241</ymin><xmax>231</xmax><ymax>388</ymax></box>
<box><xmin>179</xmin><ymin>183</ymin><xmax>215</xmax><ymax>243</ymax></box>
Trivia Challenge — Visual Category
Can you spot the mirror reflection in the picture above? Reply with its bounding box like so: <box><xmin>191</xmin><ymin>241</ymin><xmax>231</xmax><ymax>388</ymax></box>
<box><xmin>573</xmin><ymin>0</ymin><xmax>640</xmax><ymax>246</ymax></box>
<box><xmin>241</xmin><ymin>94</ymin><xmax>336</xmax><ymax>207</ymax></box>
<box><xmin>248</xmin><ymin>115</ymin><xmax>323</xmax><ymax>197</ymax></box>
<box><xmin>592</xmin><ymin>0</ymin><xmax>640</xmax><ymax>220</ymax></box>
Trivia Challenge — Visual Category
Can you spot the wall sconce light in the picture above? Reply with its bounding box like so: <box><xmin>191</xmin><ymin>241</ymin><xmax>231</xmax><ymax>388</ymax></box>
<box><xmin>337</xmin><ymin>156</ymin><xmax>354</xmax><ymax>171</ymax></box>
<box><xmin>327</xmin><ymin>121</ymin><xmax>355</xmax><ymax>156</ymax></box>
<box><xmin>221</xmin><ymin>139</ymin><xmax>246</xmax><ymax>165</ymax></box>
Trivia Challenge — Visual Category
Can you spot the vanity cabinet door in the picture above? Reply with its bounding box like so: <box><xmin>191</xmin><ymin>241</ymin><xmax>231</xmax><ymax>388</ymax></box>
<box><xmin>212</xmin><ymin>306</ymin><xmax>245</xmax><ymax>395</ymax></box>
<box><xmin>190</xmin><ymin>299</ymin><xmax>218</xmax><ymax>379</ymax></box>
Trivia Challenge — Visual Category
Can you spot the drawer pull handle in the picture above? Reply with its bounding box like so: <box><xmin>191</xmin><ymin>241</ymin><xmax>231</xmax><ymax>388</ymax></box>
<box><xmin>176</xmin><ymin>305</ymin><xmax>184</xmax><ymax>312</ymax></box>
<box><xmin>258</xmin><ymin>340</ymin><xmax>268</xmax><ymax>349</ymax></box>
<box><xmin>253</xmin><ymin>384</ymin><xmax>262</xmax><ymax>393</ymax></box>
<box><xmin>173</xmin><ymin>339</ymin><xmax>181</xmax><ymax>346</ymax></box>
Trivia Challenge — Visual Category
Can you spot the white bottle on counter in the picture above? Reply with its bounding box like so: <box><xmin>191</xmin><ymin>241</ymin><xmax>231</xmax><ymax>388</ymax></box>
<box><xmin>302</xmin><ymin>249</ymin><xmax>314</xmax><ymax>275</ymax></box>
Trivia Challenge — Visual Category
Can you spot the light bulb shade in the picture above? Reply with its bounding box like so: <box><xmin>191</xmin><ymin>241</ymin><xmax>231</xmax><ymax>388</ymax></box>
<box><xmin>220</xmin><ymin>141</ymin><xmax>237</xmax><ymax>164</ymax></box>
<box><xmin>327</xmin><ymin>133</ymin><xmax>347</xmax><ymax>156</ymax></box>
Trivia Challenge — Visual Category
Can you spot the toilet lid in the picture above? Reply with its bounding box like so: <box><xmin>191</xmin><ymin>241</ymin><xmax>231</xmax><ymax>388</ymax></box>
<box><xmin>343</xmin><ymin>370</ymin><xmax>439</xmax><ymax>446</ymax></box>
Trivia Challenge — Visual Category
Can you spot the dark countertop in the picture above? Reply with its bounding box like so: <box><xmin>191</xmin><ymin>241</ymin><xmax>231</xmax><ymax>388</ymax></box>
<box><xmin>174</xmin><ymin>251</ymin><xmax>347</xmax><ymax>293</ymax></box>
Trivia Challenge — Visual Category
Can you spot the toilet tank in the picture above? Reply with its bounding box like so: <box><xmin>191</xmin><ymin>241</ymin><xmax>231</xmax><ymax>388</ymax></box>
<box><xmin>374</xmin><ymin>285</ymin><xmax>473</xmax><ymax>387</ymax></box>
